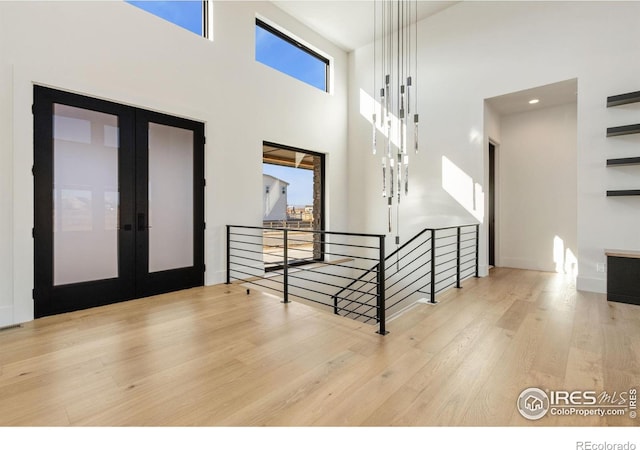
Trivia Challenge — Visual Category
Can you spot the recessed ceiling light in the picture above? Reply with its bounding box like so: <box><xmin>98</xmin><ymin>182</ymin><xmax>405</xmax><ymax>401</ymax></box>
<box><xmin>529</xmin><ymin>99</ymin><xmax>540</xmax><ymax>105</ymax></box>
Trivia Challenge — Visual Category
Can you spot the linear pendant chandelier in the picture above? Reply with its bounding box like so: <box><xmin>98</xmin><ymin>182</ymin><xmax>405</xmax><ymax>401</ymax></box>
<box><xmin>372</xmin><ymin>0</ymin><xmax>419</xmax><ymax>238</ymax></box>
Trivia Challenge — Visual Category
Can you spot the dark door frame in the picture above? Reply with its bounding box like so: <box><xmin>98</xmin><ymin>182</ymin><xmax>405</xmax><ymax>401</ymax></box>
<box><xmin>33</xmin><ymin>86</ymin><xmax>204</xmax><ymax>317</ymax></box>
<box><xmin>488</xmin><ymin>140</ymin><xmax>497</xmax><ymax>269</ymax></box>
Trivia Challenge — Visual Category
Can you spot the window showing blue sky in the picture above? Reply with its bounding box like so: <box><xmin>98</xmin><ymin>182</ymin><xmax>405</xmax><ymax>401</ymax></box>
<box><xmin>255</xmin><ymin>22</ymin><xmax>328</xmax><ymax>92</ymax></box>
<box><xmin>127</xmin><ymin>1</ymin><xmax>203</xmax><ymax>36</ymax></box>
<box><xmin>263</xmin><ymin>163</ymin><xmax>313</xmax><ymax>206</ymax></box>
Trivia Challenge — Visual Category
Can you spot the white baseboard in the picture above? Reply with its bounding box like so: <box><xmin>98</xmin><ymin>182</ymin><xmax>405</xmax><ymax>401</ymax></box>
<box><xmin>0</xmin><ymin>306</ymin><xmax>15</xmax><ymax>328</ymax></box>
<box><xmin>576</xmin><ymin>276</ymin><xmax>606</xmax><ymax>294</ymax></box>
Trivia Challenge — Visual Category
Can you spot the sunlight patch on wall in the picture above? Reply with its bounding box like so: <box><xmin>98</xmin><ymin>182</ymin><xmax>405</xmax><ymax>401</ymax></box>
<box><xmin>442</xmin><ymin>156</ymin><xmax>484</xmax><ymax>222</ymax></box>
<box><xmin>553</xmin><ymin>235</ymin><xmax>579</xmax><ymax>277</ymax></box>
<box><xmin>359</xmin><ymin>88</ymin><xmax>403</xmax><ymax>149</ymax></box>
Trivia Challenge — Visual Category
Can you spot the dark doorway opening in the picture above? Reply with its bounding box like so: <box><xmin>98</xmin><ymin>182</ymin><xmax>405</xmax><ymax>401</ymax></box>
<box><xmin>489</xmin><ymin>141</ymin><xmax>496</xmax><ymax>268</ymax></box>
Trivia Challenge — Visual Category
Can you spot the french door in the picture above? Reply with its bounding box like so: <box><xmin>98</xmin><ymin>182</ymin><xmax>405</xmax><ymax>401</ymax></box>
<box><xmin>33</xmin><ymin>86</ymin><xmax>205</xmax><ymax>318</ymax></box>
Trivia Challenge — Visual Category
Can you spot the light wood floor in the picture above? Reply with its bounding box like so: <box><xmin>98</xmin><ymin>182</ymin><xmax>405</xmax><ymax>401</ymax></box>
<box><xmin>0</xmin><ymin>267</ymin><xmax>638</xmax><ymax>426</ymax></box>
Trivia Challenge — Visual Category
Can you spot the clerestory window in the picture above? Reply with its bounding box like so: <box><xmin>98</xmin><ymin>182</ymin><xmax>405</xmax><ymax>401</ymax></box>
<box><xmin>255</xmin><ymin>18</ymin><xmax>329</xmax><ymax>92</ymax></box>
<box><xmin>127</xmin><ymin>1</ymin><xmax>211</xmax><ymax>39</ymax></box>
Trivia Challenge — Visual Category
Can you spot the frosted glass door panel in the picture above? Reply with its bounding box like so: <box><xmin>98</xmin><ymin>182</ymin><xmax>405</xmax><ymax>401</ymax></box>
<box><xmin>148</xmin><ymin>123</ymin><xmax>194</xmax><ymax>272</ymax></box>
<box><xmin>53</xmin><ymin>104</ymin><xmax>119</xmax><ymax>286</ymax></box>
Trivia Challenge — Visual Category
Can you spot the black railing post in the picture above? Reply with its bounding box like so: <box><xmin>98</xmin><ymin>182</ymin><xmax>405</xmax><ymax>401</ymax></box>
<box><xmin>226</xmin><ymin>225</ymin><xmax>231</xmax><ymax>284</ymax></box>
<box><xmin>430</xmin><ymin>229</ymin><xmax>436</xmax><ymax>303</ymax></box>
<box><xmin>377</xmin><ymin>235</ymin><xmax>387</xmax><ymax>335</ymax></box>
<box><xmin>283</xmin><ymin>228</ymin><xmax>289</xmax><ymax>303</ymax></box>
<box><xmin>475</xmin><ymin>224</ymin><xmax>480</xmax><ymax>278</ymax></box>
<box><xmin>456</xmin><ymin>226</ymin><xmax>462</xmax><ymax>288</ymax></box>
<box><xmin>332</xmin><ymin>296</ymin><xmax>338</xmax><ymax>315</ymax></box>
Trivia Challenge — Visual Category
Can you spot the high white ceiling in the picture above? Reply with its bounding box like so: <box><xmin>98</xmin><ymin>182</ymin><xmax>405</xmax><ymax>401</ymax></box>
<box><xmin>271</xmin><ymin>1</ymin><xmax>459</xmax><ymax>51</ymax></box>
<box><xmin>486</xmin><ymin>79</ymin><xmax>578</xmax><ymax>116</ymax></box>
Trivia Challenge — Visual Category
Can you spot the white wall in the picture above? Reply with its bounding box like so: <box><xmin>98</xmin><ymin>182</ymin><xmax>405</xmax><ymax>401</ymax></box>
<box><xmin>348</xmin><ymin>1</ymin><xmax>640</xmax><ymax>293</ymax></box>
<box><xmin>0</xmin><ymin>0</ymin><xmax>349</xmax><ymax>325</ymax></box>
<box><xmin>498</xmin><ymin>102</ymin><xmax>577</xmax><ymax>273</ymax></box>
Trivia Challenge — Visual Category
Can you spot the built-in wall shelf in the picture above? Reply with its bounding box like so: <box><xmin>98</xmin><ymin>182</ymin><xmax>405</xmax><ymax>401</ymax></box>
<box><xmin>605</xmin><ymin>91</ymin><xmax>640</xmax><ymax>196</ymax></box>
<box><xmin>606</xmin><ymin>157</ymin><xmax>640</xmax><ymax>167</ymax></box>
<box><xmin>606</xmin><ymin>124</ymin><xmax>640</xmax><ymax>137</ymax></box>
<box><xmin>606</xmin><ymin>190</ymin><xmax>640</xmax><ymax>197</ymax></box>
<box><xmin>607</xmin><ymin>90</ymin><xmax>640</xmax><ymax>107</ymax></box>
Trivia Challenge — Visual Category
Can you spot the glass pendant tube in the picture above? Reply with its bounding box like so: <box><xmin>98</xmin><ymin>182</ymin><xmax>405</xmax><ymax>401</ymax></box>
<box><xmin>389</xmin><ymin>157</ymin><xmax>394</xmax><ymax>198</ymax></box>
<box><xmin>406</xmin><ymin>76</ymin><xmax>412</xmax><ymax>116</ymax></box>
<box><xmin>397</xmin><ymin>153</ymin><xmax>402</xmax><ymax>203</ymax></box>
<box><xmin>372</xmin><ymin>113</ymin><xmax>377</xmax><ymax>154</ymax></box>
<box><xmin>382</xmin><ymin>157</ymin><xmax>387</xmax><ymax>197</ymax></box>
<box><xmin>380</xmin><ymin>88</ymin><xmax>385</xmax><ymax>128</ymax></box>
<box><xmin>414</xmin><ymin>113</ymin><xmax>419</xmax><ymax>153</ymax></box>
<box><xmin>404</xmin><ymin>154</ymin><xmax>409</xmax><ymax>195</ymax></box>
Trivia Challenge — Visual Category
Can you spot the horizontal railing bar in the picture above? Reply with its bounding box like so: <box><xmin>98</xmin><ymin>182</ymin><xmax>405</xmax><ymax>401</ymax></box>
<box><xmin>434</xmin><ymin>233</ymin><xmax>457</xmax><ymax>240</ymax></box>
<box><xmin>335</xmin><ymin>301</ymin><xmax>378</xmax><ymax>321</ymax></box>
<box><xmin>435</xmin><ymin>265</ymin><xmax>457</xmax><ymax>278</ymax></box>
<box><xmin>229</xmin><ymin>238</ymin><xmax>263</xmax><ymax>246</ymax></box>
<box><xmin>229</xmin><ymin>239</ymin><xmax>264</xmax><ymax>248</ymax></box>
<box><xmin>229</xmin><ymin>271</ymin><xmax>284</xmax><ymax>287</ymax></box>
<box><xmin>287</xmin><ymin>266</ymin><xmax>379</xmax><ymax>285</ymax></box>
<box><xmin>386</xmin><ymin>262</ymin><xmax>430</xmax><ymax>291</ymax></box>
<box><xmin>460</xmin><ymin>250</ymin><xmax>476</xmax><ymax>260</ymax></box>
<box><xmin>228</xmin><ymin>234</ymin><xmax>263</xmax><ymax>241</ymax></box>
<box><xmin>230</xmin><ymin>277</ymin><xmax>285</xmax><ymax>293</ymax></box>
<box><xmin>460</xmin><ymin>267</ymin><xmax>476</xmax><ymax>277</ymax></box>
<box><xmin>300</xmin><ymin>295</ymin><xmax>377</xmax><ymax>321</ymax></box>
<box><xmin>385</xmin><ymin>272</ymin><xmax>432</xmax><ymax>302</ymax></box>
<box><xmin>229</xmin><ymin>231</ymin><xmax>264</xmax><ymax>240</ymax></box>
<box><xmin>386</xmin><ymin>287</ymin><xmax>425</xmax><ymax>309</ymax></box>
<box><xmin>459</xmin><ymin>260</ymin><xmax>476</xmax><ymax>269</ymax></box>
<box><xmin>334</xmin><ymin>303</ymin><xmax>377</xmax><ymax>317</ymax></box>
<box><xmin>426</xmin><ymin>224</ymin><xmax>479</xmax><ymax>232</ymax></box>
<box><xmin>336</xmin><ymin>283</ymin><xmax>378</xmax><ymax>302</ymax></box>
<box><xmin>336</xmin><ymin>288</ymin><xmax>378</xmax><ymax>306</ymax></box>
<box><xmin>332</xmin><ymin>293</ymin><xmax>378</xmax><ymax>310</ymax></box>
<box><xmin>333</xmin><ymin>266</ymin><xmax>379</xmax><ymax>299</ymax></box>
<box><xmin>320</xmin><ymin>250</ymin><xmax>380</xmax><ymax>262</ymax></box>
<box><xmin>384</xmin><ymin>229</ymin><xmax>432</xmax><ymax>262</ymax></box>
<box><xmin>384</xmin><ymin>238</ymin><xmax>431</xmax><ymax>270</ymax></box>
<box><xmin>229</xmin><ymin>253</ymin><xmax>268</xmax><ymax>265</ymax></box>
<box><xmin>387</xmin><ymin>268</ymin><xmax>432</xmax><ymax>294</ymax></box>
<box><xmin>385</xmin><ymin>276</ymin><xmax>425</xmax><ymax>299</ymax></box>
<box><xmin>337</xmin><ymin>283</ymin><xmax>377</xmax><ymax>308</ymax></box>
<box><xmin>385</xmin><ymin>248</ymin><xmax>431</xmax><ymax>286</ymax></box>
<box><xmin>229</xmin><ymin>261</ymin><xmax>267</xmax><ymax>274</ymax></box>
<box><xmin>434</xmin><ymin>241</ymin><xmax>456</xmax><ymax>250</ymax></box>
<box><xmin>229</xmin><ymin>225</ymin><xmax>385</xmax><ymax>239</ymax></box>
<box><xmin>435</xmin><ymin>255</ymin><xmax>458</xmax><ymax>267</ymax></box>
<box><xmin>435</xmin><ymin>248</ymin><xmax>457</xmax><ymax>259</ymax></box>
<box><xmin>288</xmin><ymin>273</ymin><xmax>377</xmax><ymax>295</ymax></box>
<box><xmin>284</xmin><ymin>238</ymin><xmax>380</xmax><ymax>250</ymax></box>
<box><xmin>385</xmin><ymin>247</ymin><xmax>431</xmax><ymax>276</ymax></box>
<box><xmin>288</xmin><ymin>281</ymin><xmax>366</xmax><ymax>304</ymax></box>
<box><xmin>338</xmin><ymin>309</ymin><xmax>378</xmax><ymax>323</ymax></box>
<box><xmin>304</xmin><ymin>260</ymin><xmax>376</xmax><ymax>274</ymax></box>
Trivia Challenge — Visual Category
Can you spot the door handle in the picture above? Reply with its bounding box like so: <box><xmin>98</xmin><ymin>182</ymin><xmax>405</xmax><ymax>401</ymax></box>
<box><xmin>137</xmin><ymin>213</ymin><xmax>146</xmax><ymax>231</ymax></box>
